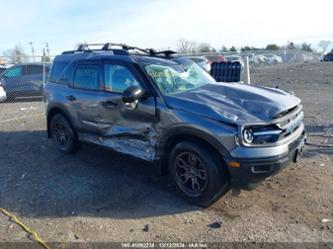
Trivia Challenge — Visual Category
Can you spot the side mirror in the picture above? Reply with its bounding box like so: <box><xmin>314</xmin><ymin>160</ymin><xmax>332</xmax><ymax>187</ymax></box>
<box><xmin>122</xmin><ymin>86</ymin><xmax>144</xmax><ymax>104</ymax></box>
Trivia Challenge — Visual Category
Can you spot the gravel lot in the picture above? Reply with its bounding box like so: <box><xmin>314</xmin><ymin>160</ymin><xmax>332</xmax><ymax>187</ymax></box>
<box><xmin>0</xmin><ymin>63</ymin><xmax>332</xmax><ymax>246</ymax></box>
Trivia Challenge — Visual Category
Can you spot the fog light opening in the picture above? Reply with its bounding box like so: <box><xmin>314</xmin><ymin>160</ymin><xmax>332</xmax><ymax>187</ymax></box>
<box><xmin>228</xmin><ymin>162</ymin><xmax>241</xmax><ymax>168</ymax></box>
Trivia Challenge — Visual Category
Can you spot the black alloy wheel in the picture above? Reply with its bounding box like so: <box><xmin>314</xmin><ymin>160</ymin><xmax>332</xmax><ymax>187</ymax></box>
<box><xmin>50</xmin><ymin>114</ymin><xmax>79</xmax><ymax>154</ymax></box>
<box><xmin>175</xmin><ymin>151</ymin><xmax>208</xmax><ymax>197</ymax></box>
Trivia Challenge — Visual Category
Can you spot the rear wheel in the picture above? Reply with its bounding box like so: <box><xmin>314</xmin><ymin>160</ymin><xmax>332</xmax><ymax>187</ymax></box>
<box><xmin>169</xmin><ymin>141</ymin><xmax>229</xmax><ymax>207</ymax></box>
<box><xmin>50</xmin><ymin>114</ymin><xmax>80</xmax><ymax>154</ymax></box>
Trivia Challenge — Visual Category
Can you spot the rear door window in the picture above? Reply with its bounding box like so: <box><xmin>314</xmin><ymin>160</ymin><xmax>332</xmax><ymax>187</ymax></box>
<box><xmin>73</xmin><ymin>65</ymin><xmax>100</xmax><ymax>90</ymax></box>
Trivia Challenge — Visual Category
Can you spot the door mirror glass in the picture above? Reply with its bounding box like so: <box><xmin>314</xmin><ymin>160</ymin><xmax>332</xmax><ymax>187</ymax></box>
<box><xmin>122</xmin><ymin>86</ymin><xmax>144</xmax><ymax>104</ymax></box>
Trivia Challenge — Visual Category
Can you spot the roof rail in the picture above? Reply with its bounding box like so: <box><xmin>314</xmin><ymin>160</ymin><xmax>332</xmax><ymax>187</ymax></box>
<box><xmin>62</xmin><ymin>43</ymin><xmax>129</xmax><ymax>54</ymax></box>
<box><xmin>77</xmin><ymin>43</ymin><xmax>105</xmax><ymax>51</ymax></box>
<box><xmin>150</xmin><ymin>50</ymin><xmax>177</xmax><ymax>58</ymax></box>
<box><xmin>63</xmin><ymin>42</ymin><xmax>178</xmax><ymax>58</ymax></box>
<box><xmin>75</xmin><ymin>43</ymin><xmax>146</xmax><ymax>53</ymax></box>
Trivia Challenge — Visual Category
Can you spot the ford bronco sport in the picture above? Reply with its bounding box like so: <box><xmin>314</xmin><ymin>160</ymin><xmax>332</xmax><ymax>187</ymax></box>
<box><xmin>43</xmin><ymin>43</ymin><xmax>306</xmax><ymax>206</ymax></box>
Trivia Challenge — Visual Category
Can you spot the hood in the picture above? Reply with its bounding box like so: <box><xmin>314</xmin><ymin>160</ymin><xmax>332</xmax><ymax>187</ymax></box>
<box><xmin>164</xmin><ymin>83</ymin><xmax>301</xmax><ymax>124</ymax></box>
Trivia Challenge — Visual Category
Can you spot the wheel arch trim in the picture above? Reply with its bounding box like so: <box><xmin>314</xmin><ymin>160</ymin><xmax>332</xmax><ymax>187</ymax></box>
<box><xmin>46</xmin><ymin>104</ymin><xmax>75</xmax><ymax>138</ymax></box>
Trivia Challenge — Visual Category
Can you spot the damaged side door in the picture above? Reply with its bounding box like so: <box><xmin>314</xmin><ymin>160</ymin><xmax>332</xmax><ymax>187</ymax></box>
<box><xmin>78</xmin><ymin>59</ymin><xmax>158</xmax><ymax>161</ymax></box>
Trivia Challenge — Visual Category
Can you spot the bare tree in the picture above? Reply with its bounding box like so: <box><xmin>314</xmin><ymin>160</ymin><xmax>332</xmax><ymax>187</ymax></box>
<box><xmin>197</xmin><ymin>42</ymin><xmax>216</xmax><ymax>53</ymax></box>
<box><xmin>266</xmin><ymin>44</ymin><xmax>280</xmax><ymax>50</ymax></box>
<box><xmin>301</xmin><ymin>42</ymin><xmax>312</xmax><ymax>52</ymax></box>
<box><xmin>229</xmin><ymin>46</ymin><xmax>237</xmax><ymax>52</ymax></box>
<box><xmin>220</xmin><ymin>46</ymin><xmax>228</xmax><ymax>52</ymax></box>
<box><xmin>287</xmin><ymin>42</ymin><xmax>296</xmax><ymax>50</ymax></box>
<box><xmin>176</xmin><ymin>39</ymin><xmax>197</xmax><ymax>54</ymax></box>
<box><xmin>318</xmin><ymin>40</ymin><xmax>332</xmax><ymax>54</ymax></box>
<box><xmin>2</xmin><ymin>45</ymin><xmax>28</xmax><ymax>64</ymax></box>
<box><xmin>41</xmin><ymin>51</ymin><xmax>51</xmax><ymax>63</ymax></box>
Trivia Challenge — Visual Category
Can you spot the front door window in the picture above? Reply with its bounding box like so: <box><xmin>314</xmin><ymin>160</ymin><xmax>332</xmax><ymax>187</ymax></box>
<box><xmin>104</xmin><ymin>64</ymin><xmax>139</xmax><ymax>93</ymax></box>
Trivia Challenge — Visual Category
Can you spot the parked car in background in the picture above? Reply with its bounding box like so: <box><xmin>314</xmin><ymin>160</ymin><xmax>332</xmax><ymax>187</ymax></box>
<box><xmin>0</xmin><ymin>64</ymin><xmax>13</xmax><ymax>75</ymax></box>
<box><xmin>255</xmin><ymin>54</ymin><xmax>267</xmax><ymax>65</ymax></box>
<box><xmin>0</xmin><ymin>81</ymin><xmax>6</xmax><ymax>102</ymax></box>
<box><xmin>205</xmin><ymin>54</ymin><xmax>226</xmax><ymax>63</ymax></box>
<box><xmin>0</xmin><ymin>63</ymin><xmax>50</xmax><ymax>101</ymax></box>
<box><xmin>0</xmin><ymin>66</ymin><xmax>7</xmax><ymax>75</ymax></box>
<box><xmin>224</xmin><ymin>54</ymin><xmax>244</xmax><ymax>67</ymax></box>
<box><xmin>264</xmin><ymin>54</ymin><xmax>283</xmax><ymax>65</ymax></box>
<box><xmin>322</xmin><ymin>52</ymin><xmax>333</xmax><ymax>62</ymax></box>
<box><xmin>246</xmin><ymin>54</ymin><xmax>259</xmax><ymax>65</ymax></box>
<box><xmin>178</xmin><ymin>56</ymin><xmax>211</xmax><ymax>72</ymax></box>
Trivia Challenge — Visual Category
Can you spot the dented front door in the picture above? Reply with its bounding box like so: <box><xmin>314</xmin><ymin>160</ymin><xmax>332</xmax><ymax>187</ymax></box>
<box><xmin>81</xmin><ymin>61</ymin><xmax>158</xmax><ymax>161</ymax></box>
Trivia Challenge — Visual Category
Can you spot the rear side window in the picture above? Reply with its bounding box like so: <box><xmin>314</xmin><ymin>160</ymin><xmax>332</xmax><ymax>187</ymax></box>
<box><xmin>74</xmin><ymin>65</ymin><xmax>100</xmax><ymax>90</ymax></box>
<box><xmin>49</xmin><ymin>62</ymin><xmax>69</xmax><ymax>84</ymax></box>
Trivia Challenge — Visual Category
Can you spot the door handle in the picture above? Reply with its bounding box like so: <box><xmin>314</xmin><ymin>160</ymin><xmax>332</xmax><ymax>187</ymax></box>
<box><xmin>66</xmin><ymin>95</ymin><xmax>76</xmax><ymax>101</ymax></box>
<box><xmin>102</xmin><ymin>100</ymin><xmax>118</xmax><ymax>109</ymax></box>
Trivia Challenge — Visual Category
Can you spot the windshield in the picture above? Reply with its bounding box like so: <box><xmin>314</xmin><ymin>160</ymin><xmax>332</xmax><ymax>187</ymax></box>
<box><xmin>145</xmin><ymin>61</ymin><xmax>216</xmax><ymax>95</ymax></box>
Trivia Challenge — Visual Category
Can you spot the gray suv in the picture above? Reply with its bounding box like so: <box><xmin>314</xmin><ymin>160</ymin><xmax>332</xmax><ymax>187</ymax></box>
<box><xmin>43</xmin><ymin>43</ymin><xmax>306</xmax><ymax>206</ymax></box>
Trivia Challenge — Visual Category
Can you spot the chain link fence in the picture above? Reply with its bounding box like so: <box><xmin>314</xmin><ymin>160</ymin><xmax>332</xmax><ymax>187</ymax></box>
<box><xmin>185</xmin><ymin>49</ymin><xmax>323</xmax><ymax>82</ymax></box>
<box><xmin>0</xmin><ymin>55</ymin><xmax>54</xmax><ymax>102</ymax></box>
<box><xmin>195</xmin><ymin>49</ymin><xmax>323</xmax><ymax>66</ymax></box>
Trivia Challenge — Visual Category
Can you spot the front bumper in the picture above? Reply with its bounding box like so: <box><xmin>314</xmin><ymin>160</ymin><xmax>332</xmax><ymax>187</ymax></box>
<box><xmin>225</xmin><ymin>128</ymin><xmax>306</xmax><ymax>189</ymax></box>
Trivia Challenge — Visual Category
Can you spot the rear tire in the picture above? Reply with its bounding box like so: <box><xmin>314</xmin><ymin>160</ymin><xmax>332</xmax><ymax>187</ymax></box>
<box><xmin>50</xmin><ymin>114</ymin><xmax>80</xmax><ymax>154</ymax></box>
<box><xmin>169</xmin><ymin>141</ymin><xmax>229</xmax><ymax>207</ymax></box>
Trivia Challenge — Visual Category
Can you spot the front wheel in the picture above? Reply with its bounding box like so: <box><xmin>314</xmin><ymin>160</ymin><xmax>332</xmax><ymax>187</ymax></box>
<box><xmin>169</xmin><ymin>141</ymin><xmax>229</xmax><ymax>207</ymax></box>
<box><xmin>50</xmin><ymin>114</ymin><xmax>80</xmax><ymax>154</ymax></box>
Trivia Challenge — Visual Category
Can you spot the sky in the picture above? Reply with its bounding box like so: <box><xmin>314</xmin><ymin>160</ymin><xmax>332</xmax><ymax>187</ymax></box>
<box><xmin>0</xmin><ymin>0</ymin><xmax>332</xmax><ymax>56</ymax></box>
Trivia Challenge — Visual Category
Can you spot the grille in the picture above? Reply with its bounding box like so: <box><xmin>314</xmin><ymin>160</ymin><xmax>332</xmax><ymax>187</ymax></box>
<box><xmin>275</xmin><ymin>107</ymin><xmax>303</xmax><ymax>140</ymax></box>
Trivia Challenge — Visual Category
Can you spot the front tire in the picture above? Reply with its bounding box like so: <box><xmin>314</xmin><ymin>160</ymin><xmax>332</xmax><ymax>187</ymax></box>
<box><xmin>169</xmin><ymin>141</ymin><xmax>229</xmax><ymax>207</ymax></box>
<box><xmin>50</xmin><ymin>114</ymin><xmax>80</xmax><ymax>154</ymax></box>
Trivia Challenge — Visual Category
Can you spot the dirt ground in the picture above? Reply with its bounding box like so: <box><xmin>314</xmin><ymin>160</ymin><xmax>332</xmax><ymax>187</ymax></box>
<box><xmin>0</xmin><ymin>62</ymin><xmax>332</xmax><ymax>246</ymax></box>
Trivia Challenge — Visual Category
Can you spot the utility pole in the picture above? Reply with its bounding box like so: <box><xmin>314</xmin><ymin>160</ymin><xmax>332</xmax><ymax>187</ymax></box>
<box><xmin>244</xmin><ymin>56</ymin><xmax>251</xmax><ymax>85</ymax></box>
<box><xmin>45</xmin><ymin>42</ymin><xmax>50</xmax><ymax>58</ymax></box>
<box><xmin>42</xmin><ymin>48</ymin><xmax>46</xmax><ymax>84</ymax></box>
<box><xmin>29</xmin><ymin>42</ymin><xmax>35</xmax><ymax>62</ymax></box>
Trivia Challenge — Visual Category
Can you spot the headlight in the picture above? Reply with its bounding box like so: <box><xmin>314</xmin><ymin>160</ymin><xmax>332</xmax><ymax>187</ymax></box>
<box><xmin>242</xmin><ymin>126</ymin><xmax>282</xmax><ymax>145</ymax></box>
<box><xmin>243</xmin><ymin>128</ymin><xmax>254</xmax><ymax>144</ymax></box>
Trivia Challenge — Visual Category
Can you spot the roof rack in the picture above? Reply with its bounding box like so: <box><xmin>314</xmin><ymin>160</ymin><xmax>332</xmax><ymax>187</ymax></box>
<box><xmin>62</xmin><ymin>42</ymin><xmax>177</xmax><ymax>58</ymax></box>
<box><xmin>150</xmin><ymin>49</ymin><xmax>177</xmax><ymax>58</ymax></box>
